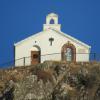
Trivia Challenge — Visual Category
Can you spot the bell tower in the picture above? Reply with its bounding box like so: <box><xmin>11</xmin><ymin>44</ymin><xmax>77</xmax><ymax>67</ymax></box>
<box><xmin>43</xmin><ymin>13</ymin><xmax>61</xmax><ymax>31</ymax></box>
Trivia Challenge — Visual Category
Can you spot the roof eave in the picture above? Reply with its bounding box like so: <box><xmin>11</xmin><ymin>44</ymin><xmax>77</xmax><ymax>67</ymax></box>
<box><xmin>50</xmin><ymin>28</ymin><xmax>91</xmax><ymax>49</ymax></box>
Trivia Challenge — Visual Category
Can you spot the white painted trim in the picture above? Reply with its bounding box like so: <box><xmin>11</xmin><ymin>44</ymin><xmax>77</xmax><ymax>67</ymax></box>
<box><xmin>50</xmin><ymin>28</ymin><xmax>91</xmax><ymax>49</ymax></box>
<box><xmin>14</xmin><ymin>30</ymin><xmax>47</xmax><ymax>46</ymax></box>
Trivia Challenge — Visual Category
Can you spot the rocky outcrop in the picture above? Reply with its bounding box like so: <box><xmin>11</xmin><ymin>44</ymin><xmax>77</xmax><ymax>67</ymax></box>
<box><xmin>0</xmin><ymin>61</ymin><xmax>100</xmax><ymax>100</ymax></box>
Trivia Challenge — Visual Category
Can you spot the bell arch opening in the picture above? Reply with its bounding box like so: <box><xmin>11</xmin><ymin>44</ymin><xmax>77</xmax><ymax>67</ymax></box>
<box><xmin>50</xmin><ymin>19</ymin><xmax>55</xmax><ymax>24</ymax></box>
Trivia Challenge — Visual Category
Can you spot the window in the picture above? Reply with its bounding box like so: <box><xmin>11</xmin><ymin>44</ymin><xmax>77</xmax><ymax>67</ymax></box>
<box><xmin>33</xmin><ymin>54</ymin><xmax>38</xmax><ymax>59</ymax></box>
<box><xmin>61</xmin><ymin>42</ymin><xmax>76</xmax><ymax>62</ymax></box>
<box><xmin>65</xmin><ymin>48</ymin><xmax>72</xmax><ymax>61</ymax></box>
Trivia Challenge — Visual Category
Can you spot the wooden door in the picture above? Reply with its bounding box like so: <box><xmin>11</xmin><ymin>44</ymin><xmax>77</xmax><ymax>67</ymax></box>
<box><xmin>31</xmin><ymin>51</ymin><xmax>40</xmax><ymax>65</ymax></box>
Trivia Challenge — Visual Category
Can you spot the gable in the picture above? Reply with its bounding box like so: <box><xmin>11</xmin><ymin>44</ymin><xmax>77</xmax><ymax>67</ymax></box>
<box><xmin>14</xmin><ymin>28</ymin><xmax>91</xmax><ymax>49</ymax></box>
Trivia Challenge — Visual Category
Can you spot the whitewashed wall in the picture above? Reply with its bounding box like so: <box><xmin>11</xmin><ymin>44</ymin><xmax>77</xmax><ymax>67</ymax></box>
<box><xmin>15</xmin><ymin>29</ymin><xmax>90</xmax><ymax>66</ymax></box>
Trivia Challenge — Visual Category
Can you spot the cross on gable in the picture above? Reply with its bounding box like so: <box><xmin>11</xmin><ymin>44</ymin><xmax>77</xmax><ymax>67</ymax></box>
<box><xmin>49</xmin><ymin>37</ymin><xmax>54</xmax><ymax>46</ymax></box>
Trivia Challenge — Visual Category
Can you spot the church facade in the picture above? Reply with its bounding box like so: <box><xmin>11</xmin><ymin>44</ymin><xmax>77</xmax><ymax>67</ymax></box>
<box><xmin>14</xmin><ymin>13</ymin><xmax>91</xmax><ymax>66</ymax></box>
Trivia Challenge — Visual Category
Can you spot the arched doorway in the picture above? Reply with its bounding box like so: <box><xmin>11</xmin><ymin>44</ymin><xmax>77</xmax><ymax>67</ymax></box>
<box><xmin>61</xmin><ymin>42</ymin><xmax>76</xmax><ymax>62</ymax></box>
<box><xmin>31</xmin><ymin>45</ymin><xmax>41</xmax><ymax>65</ymax></box>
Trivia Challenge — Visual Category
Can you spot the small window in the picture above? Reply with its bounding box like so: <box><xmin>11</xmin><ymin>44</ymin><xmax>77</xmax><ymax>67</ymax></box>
<box><xmin>33</xmin><ymin>54</ymin><xmax>38</xmax><ymax>59</ymax></box>
<box><xmin>35</xmin><ymin>41</ymin><xmax>37</xmax><ymax>43</ymax></box>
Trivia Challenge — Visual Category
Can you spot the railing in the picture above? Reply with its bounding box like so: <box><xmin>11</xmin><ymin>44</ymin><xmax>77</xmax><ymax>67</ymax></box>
<box><xmin>0</xmin><ymin>53</ymin><xmax>100</xmax><ymax>68</ymax></box>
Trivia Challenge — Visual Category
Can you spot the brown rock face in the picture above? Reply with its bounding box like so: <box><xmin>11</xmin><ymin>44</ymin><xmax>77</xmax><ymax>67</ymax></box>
<box><xmin>0</xmin><ymin>61</ymin><xmax>100</xmax><ymax>100</ymax></box>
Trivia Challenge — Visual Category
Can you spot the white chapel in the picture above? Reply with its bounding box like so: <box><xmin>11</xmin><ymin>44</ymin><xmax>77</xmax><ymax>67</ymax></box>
<box><xmin>14</xmin><ymin>13</ymin><xmax>91</xmax><ymax>66</ymax></box>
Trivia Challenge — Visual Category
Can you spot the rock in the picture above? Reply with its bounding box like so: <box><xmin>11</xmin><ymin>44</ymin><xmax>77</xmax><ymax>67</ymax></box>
<box><xmin>0</xmin><ymin>61</ymin><xmax>100</xmax><ymax>100</ymax></box>
<box><xmin>25</xmin><ymin>93</ymin><xmax>36</xmax><ymax>100</ymax></box>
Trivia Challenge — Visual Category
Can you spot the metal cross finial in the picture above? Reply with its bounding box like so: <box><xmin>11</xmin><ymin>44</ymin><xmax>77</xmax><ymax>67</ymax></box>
<box><xmin>49</xmin><ymin>37</ymin><xmax>54</xmax><ymax>46</ymax></box>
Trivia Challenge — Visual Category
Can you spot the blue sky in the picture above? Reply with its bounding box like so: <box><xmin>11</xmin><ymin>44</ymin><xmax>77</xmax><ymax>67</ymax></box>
<box><xmin>0</xmin><ymin>0</ymin><xmax>100</xmax><ymax>67</ymax></box>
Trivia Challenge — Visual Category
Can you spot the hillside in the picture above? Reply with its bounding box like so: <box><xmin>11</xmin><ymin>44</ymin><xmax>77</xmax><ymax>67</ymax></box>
<box><xmin>0</xmin><ymin>61</ymin><xmax>100</xmax><ymax>100</ymax></box>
